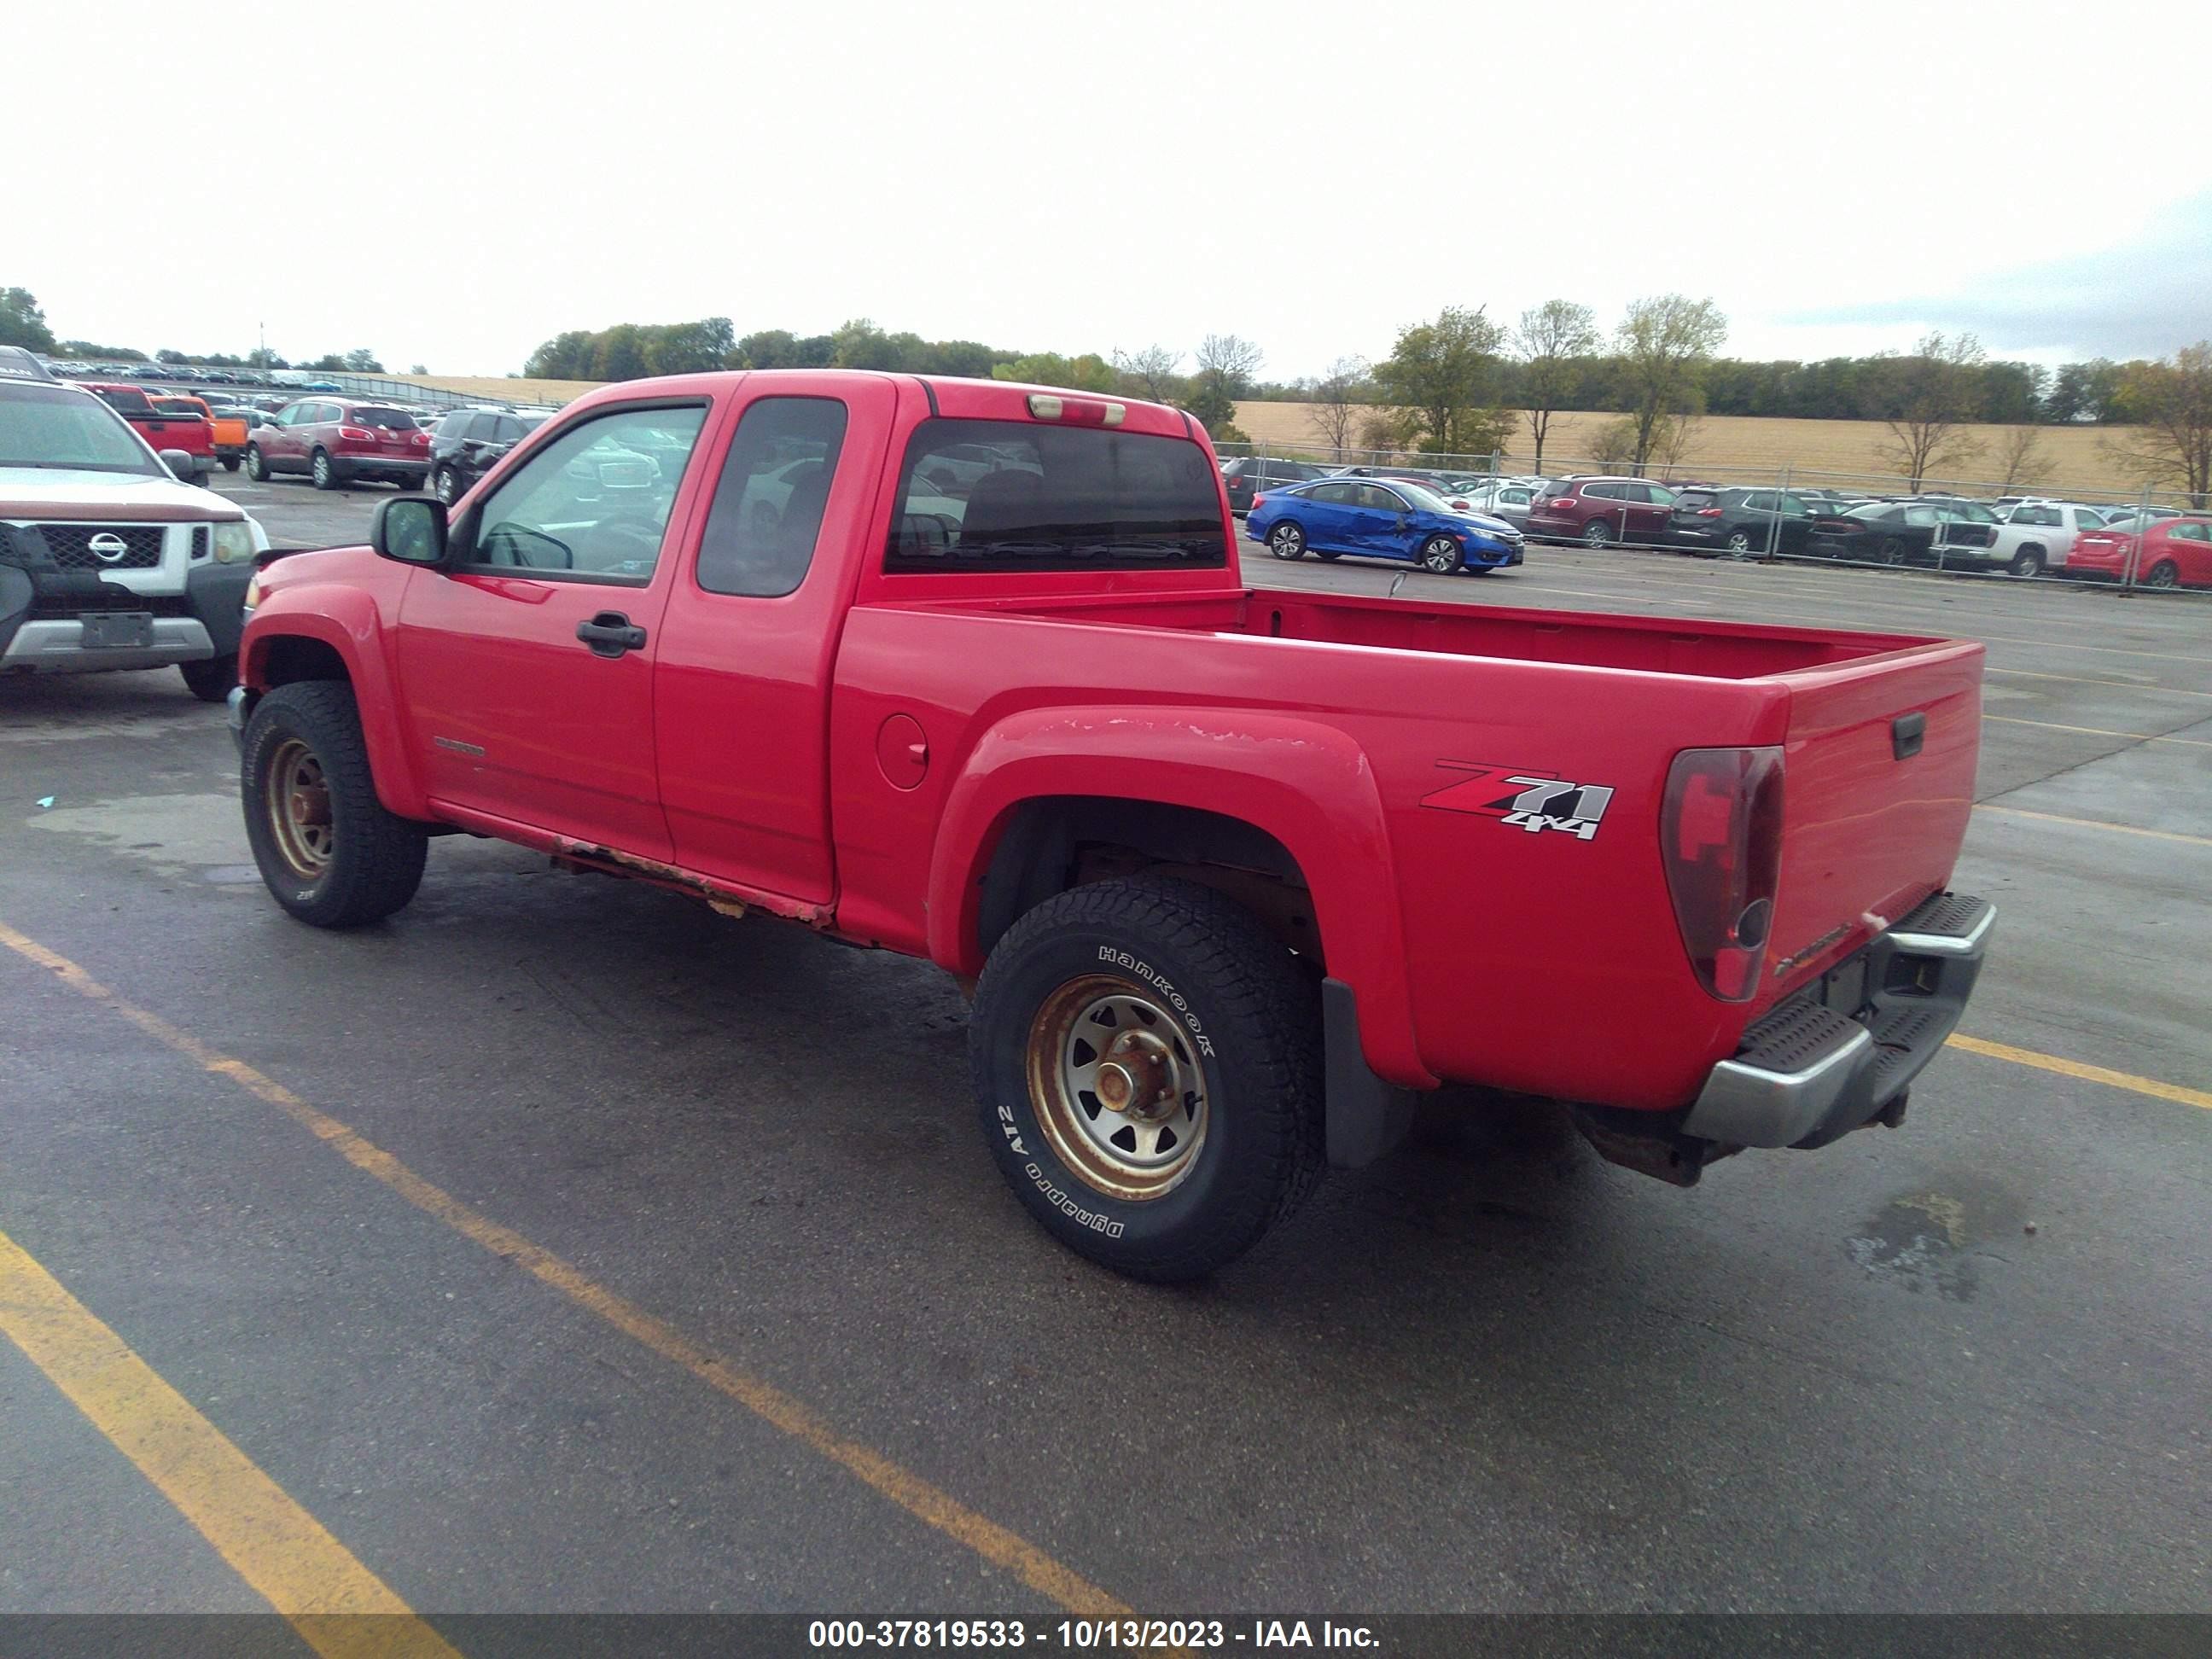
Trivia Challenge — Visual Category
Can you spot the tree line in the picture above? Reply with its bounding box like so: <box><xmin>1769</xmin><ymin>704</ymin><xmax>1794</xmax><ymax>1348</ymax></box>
<box><xmin>6</xmin><ymin>282</ymin><xmax>2203</xmax><ymax>501</ymax></box>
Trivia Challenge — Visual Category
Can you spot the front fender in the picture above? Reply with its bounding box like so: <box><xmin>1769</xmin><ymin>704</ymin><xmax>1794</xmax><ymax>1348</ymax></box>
<box><xmin>240</xmin><ymin>588</ymin><xmax>428</xmax><ymax>820</ymax></box>
<box><xmin>928</xmin><ymin>705</ymin><xmax>1436</xmax><ymax>1090</ymax></box>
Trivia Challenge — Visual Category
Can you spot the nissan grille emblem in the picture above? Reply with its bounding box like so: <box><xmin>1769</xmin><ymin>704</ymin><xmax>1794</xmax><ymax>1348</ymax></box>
<box><xmin>89</xmin><ymin>533</ymin><xmax>130</xmax><ymax>563</ymax></box>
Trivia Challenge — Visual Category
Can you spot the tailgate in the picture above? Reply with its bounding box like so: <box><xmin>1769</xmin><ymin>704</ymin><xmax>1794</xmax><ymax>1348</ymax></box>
<box><xmin>1760</xmin><ymin>641</ymin><xmax>1982</xmax><ymax>1005</ymax></box>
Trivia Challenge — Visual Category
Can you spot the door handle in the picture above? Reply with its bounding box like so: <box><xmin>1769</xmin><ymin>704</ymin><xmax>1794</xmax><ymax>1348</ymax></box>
<box><xmin>576</xmin><ymin>612</ymin><xmax>648</xmax><ymax>658</ymax></box>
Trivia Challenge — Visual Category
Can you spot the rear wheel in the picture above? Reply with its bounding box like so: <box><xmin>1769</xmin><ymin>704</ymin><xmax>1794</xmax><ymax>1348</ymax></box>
<box><xmin>2008</xmin><ymin>547</ymin><xmax>2046</xmax><ymax>579</ymax></box>
<box><xmin>1419</xmin><ymin>535</ymin><xmax>1462</xmax><ymax>574</ymax></box>
<box><xmin>1724</xmin><ymin>528</ymin><xmax>1755</xmax><ymax>557</ymax></box>
<box><xmin>434</xmin><ymin>466</ymin><xmax>461</xmax><ymax>504</ymax></box>
<box><xmin>221</xmin><ymin>455</ymin><xmax>241</xmax><ymax>473</ymax></box>
<box><xmin>311</xmin><ymin>449</ymin><xmax>336</xmax><ymax>491</ymax></box>
<box><xmin>1313</xmin><ymin>549</ymin><xmax>1342</xmax><ymax>562</ymax></box>
<box><xmin>1581</xmin><ymin>517</ymin><xmax>1612</xmax><ymax>549</ymax></box>
<box><xmin>2145</xmin><ymin>560</ymin><xmax>2179</xmax><ymax>589</ymax></box>
<box><xmin>242</xmin><ymin>683</ymin><xmax>428</xmax><ymax>928</ymax></box>
<box><xmin>1267</xmin><ymin>522</ymin><xmax>1307</xmax><ymax>561</ymax></box>
<box><xmin>970</xmin><ymin>876</ymin><xmax>1324</xmax><ymax>1282</ymax></box>
<box><xmin>1876</xmin><ymin>535</ymin><xmax>1907</xmax><ymax>565</ymax></box>
<box><xmin>245</xmin><ymin>445</ymin><xmax>268</xmax><ymax>481</ymax></box>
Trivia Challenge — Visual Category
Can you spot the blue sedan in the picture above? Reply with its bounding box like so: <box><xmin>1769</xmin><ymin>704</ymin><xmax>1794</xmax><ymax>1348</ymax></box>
<box><xmin>1244</xmin><ymin>477</ymin><xmax>1524</xmax><ymax>574</ymax></box>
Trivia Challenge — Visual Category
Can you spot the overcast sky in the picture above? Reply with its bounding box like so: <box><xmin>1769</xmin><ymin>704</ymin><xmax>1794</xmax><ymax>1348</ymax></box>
<box><xmin>12</xmin><ymin>0</ymin><xmax>2206</xmax><ymax>380</ymax></box>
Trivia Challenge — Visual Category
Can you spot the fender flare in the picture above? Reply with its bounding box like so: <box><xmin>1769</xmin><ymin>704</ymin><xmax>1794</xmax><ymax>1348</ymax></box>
<box><xmin>928</xmin><ymin>704</ymin><xmax>1435</xmax><ymax>1089</ymax></box>
<box><xmin>239</xmin><ymin>591</ymin><xmax>428</xmax><ymax>819</ymax></box>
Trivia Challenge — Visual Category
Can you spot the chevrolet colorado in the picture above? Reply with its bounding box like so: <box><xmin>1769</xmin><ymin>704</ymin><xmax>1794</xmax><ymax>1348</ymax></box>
<box><xmin>231</xmin><ymin>370</ymin><xmax>1994</xmax><ymax>1279</ymax></box>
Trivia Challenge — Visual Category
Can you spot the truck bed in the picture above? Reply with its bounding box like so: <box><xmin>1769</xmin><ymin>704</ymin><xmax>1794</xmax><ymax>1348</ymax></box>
<box><xmin>940</xmin><ymin>585</ymin><xmax>1941</xmax><ymax>679</ymax></box>
<box><xmin>838</xmin><ymin>584</ymin><xmax>1981</xmax><ymax>1109</ymax></box>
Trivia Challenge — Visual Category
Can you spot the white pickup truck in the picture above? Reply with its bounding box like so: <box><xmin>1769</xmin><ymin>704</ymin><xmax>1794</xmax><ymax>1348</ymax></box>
<box><xmin>1974</xmin><ymin>500</ymin><xmax>2111</xmax><ymax>578</ymax></box>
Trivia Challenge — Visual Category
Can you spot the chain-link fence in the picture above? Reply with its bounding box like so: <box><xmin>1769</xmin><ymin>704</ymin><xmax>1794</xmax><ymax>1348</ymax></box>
<box><xmin>1214</xmin><ymin>437</ymin><xmax>2205</xmax><ymax>597</ymax></box>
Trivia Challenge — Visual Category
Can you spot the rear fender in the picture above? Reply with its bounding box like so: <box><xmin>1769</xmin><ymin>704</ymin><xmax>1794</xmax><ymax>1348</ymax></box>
<box><xmin>929</xmin><ymin>705</ymin><xmax>1435</xmax><ymax>1089</ymax></box>
<box><xmin>240</xmin><ymin>591</ymin><xmax>427</xmax><ymax>819</ymax></box>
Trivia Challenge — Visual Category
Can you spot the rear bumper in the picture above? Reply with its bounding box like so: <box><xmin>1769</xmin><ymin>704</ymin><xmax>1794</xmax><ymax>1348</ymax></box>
<box><xmin>334</xmin><ymin>456</ymin><xmax>429</xmax><ymax>481</ymax></box>
<box><xmin>1682</xmin><ymin>892</ymin><xmax>1994</xmax><ymax>1150</ymax></box>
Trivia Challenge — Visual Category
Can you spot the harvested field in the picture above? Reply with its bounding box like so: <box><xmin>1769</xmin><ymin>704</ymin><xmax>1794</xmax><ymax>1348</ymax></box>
<box><xmin>1231</xmin><ymin>401</ymin><xmax>2171</xmax><ymax>501</ymax></box>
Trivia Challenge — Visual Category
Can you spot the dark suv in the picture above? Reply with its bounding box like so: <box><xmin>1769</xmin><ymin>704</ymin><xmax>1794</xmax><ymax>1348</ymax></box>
<box><xmin>1219</xmin><ymin>456</ymin><xmax>1325</xmax><ymax>515</ymax></box>
<box><xmin>1525</xmin><ymin>477</ymin><xmax>1679</xmax><ymax>547</ymax></box>
<box><xmin>1666</xmin><ymin>486</ymin><xmax>1819</xmax><ymax>557</ymax></box>
<box><xmin>428</xmin><ymin>407</ymin><xmax>552</xmax><ymax>504</ymax></box>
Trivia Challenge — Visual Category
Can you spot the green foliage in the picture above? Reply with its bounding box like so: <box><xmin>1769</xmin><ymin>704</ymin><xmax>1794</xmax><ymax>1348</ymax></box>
<box><xmin>1615</xmin><ymin>294</ymin><xmax>1729</xmax><ymax>472</ymax></box>
<box><xmin>0</xmin><ymin>288</ymin><xmax>56</xmax><ymax>352</ymax></box>
<box><xmin>1208</xmin><ymin>421</ymin><xmax>1250</xmax><ymax>446</ymax></box>
<box><xmin>60</xmin><ymin>339</ymin><xmax>144</xmax><ymax>359</ymax></box>
<box><xmin>342</xmin><ymin>348</ymin><xmax>384</xmax><ymax>373</ymax></box>
<box><xmin>1375</xmin><ymin>306</ymin><xmax>1509</xmax><ymax>454</ymax></box>
<box><xmin>991</xmin><ymin>352</ymin><xmax>1117</xmax><ymax>393</ymax></box>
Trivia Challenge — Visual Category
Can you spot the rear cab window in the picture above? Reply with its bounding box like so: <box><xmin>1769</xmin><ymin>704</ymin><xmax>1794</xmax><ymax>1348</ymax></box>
<box><xmin>885</xmin><ymin>418</ymin><xmax>1228</xmax><ymax>574</ymax></box>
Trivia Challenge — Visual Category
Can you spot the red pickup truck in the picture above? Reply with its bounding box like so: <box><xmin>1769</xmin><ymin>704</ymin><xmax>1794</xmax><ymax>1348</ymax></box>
<box><xmin>77</xmin><ymin>383</ymin><xmax>218</xmax><ymax>483</ymax></box>
<box><xmin>231</xmin><ymin>371</ymin><xmax>1994</xmax><ymax>1280</ymax></box>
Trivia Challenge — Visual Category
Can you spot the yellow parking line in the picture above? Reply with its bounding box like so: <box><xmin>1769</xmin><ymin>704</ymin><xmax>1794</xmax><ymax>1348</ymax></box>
<box><xmin>0</xmin><ymin>919</ymin><xmax>1130</xmax><ymax>1621</ymax></box>
<box><xmin>1983</xmin><ymin>714</ymin><xmax>2212</xmax><ymax>748</ymax></box>
<box><xmin>1972</xmin><ymin>804</ymin><xmax>2212</xmax><ymax>846</ymax></box>
<box><xmin>1947</xmin><ymin>1035</ymin><xmax>2212</xmax><ymax>1111</ymax></box>
<box><xmin>0</xmin><ymin>1226</ymin><xmax>458</xmax><ymax>1659</ymax></box>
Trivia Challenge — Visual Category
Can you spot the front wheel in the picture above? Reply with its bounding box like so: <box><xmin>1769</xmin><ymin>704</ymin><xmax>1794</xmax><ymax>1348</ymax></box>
<box><xmin>1419</xmin><ymin>535</ymin><xmax>1462</xmax><ymax>574</ymax></box>
<box><xmin>1267</xmin><ymin>522</ymin><xmax>1307</xmax><ymax>561</ymax></box>
<box><xmin>970</xmin><ymin>876</ymin><xmax>1324</xmax><ymax>1282</ymax></box>
<box><xmin>178</xmin><ymin>654</ymin><xmax>236</xmax><ymax>704</ymax></box>
<box><xmin>242</xmin><ymin>683</ymin><xmax>428</xmax><ymax>928</ymax></box>
<box><xmin>311</xmin><ymin>449</ymin><xmax>337</xmax><ymax>491</ymax></box>
<box><xmin>434</xmin><ymin>466</ymin><xmax>461</xmax><ymax>504</ymax></box>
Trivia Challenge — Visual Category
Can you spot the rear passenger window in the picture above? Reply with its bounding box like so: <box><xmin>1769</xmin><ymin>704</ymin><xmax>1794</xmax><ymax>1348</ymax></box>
<box><xmin>696</xmin><ymin>397</ymin><xmax>849</xmax><ymax>597</ymax></box>
<box><xmin>885</xmin><ymin>418</ymin><xmax>1227</xmax><ymax>574</ymax></box>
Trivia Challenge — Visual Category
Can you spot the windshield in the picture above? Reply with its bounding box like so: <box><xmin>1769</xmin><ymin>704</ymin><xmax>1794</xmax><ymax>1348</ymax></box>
<box><xmin>352</xmin><ymin>407</ymin><xmax>417</xmax><ymax>430</ymax></box>
<box><xmin>0</xmin><ymin>384</ymin><xmax>162</xmax><ymax>474</ymax></box>
<box><xmin>886</xmin><ymin>417</ymin><xmax>1227</xmax><ymax>573</ymax></box>
<box><xmin>1394</xmin><ymin>481</ymin><xmax>1459</xmax><ymax>513</ymax></box>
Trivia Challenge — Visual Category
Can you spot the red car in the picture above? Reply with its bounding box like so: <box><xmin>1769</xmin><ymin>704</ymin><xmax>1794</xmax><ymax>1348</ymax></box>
<box><xmin>231</xmin><ymin>370</ymin><xmax>1992</xmax><ymax>1280</ymax></box>
<box><xmin>245</xmin><ymin>398</ymin><xmax>432</xmax><ymax>491</ymax></box>
<box><xmin>2067</xmin><ymin>515</ymin><xmax>2212</xmax><ymax>588</ymax></box>
<box><xmin>1525</xmin><ymin>476</ymin><xmax>1679</xmax><ymax>547</ymax></box>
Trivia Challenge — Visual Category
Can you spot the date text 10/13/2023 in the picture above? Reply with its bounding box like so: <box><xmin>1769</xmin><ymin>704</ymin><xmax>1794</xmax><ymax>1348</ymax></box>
<box><xmin>807</xmin><ymin>1620</ymin><xmax>1380</xmax><ymax>1649</ymax></box>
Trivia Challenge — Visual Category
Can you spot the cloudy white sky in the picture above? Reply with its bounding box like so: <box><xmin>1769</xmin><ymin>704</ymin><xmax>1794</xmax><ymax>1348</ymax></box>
<box><xmin>12</xmin><ymin>0</ymin><xmax>2207</xmax><ymax>380</ymax></box>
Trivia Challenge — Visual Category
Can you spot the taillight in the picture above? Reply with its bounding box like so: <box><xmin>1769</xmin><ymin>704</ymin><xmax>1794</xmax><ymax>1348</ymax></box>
<box><xmin>338</xmin><ymin>425</ymin><xmax>374</xmax><ymax>442</ymax></box>
<box><xmin>1661</xmin><ymin>747</ymin><xmax>1784</xmax><ymax>1001</ymax></box>
<box><xmin>1249</xmin><ymin>494</ymin><xmax>1267</xmax><ymax>511</ymax></box>
<box><xmin>1696</xmin><ymin>507</ymin><xmax>1723</xmax><ymax>517</ymax></box>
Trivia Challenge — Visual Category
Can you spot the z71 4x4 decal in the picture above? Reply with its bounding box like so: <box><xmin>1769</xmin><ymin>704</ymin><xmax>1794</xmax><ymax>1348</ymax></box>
<box><xmin>1421</xmin><ymin>763</ymin><xmax>1615</xmax><ymax>841</ymax></box>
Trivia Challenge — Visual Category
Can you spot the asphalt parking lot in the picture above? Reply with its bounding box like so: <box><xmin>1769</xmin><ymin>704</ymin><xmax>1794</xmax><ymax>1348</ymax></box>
<box><xmin>2</xmin><ymin>471</ymin><xmax>2206</xmax><ymax>1632</ymax></box>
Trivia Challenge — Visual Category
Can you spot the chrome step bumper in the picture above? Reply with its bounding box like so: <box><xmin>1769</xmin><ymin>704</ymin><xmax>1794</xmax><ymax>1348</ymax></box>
<box><xmin>1684</xmin><ymin>893</ymin><xmax>1994</xmax><ymax>1150</ymax></box>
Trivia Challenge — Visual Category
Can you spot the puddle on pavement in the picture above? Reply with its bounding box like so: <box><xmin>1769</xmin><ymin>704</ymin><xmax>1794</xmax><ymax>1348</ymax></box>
<box><xmin>1846</xmin><ymin>1190</ymin><xmax>1979</xmax><ymax>1302</ymax></box>
<box><xmin>24</xmin><ymin>792</ymin><xmax>251</xmax><ymax>880</ymax></box>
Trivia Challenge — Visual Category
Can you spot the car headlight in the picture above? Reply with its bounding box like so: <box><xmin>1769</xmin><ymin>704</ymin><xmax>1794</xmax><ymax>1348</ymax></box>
<box><xmin>243</xmin><ymin>573</ymin><xmax>264</xmax><ymax>612</ymax></box>
<box><xmin>212</xmin><ymin>521</ymin><xmax>257</xmax><ymax>563</ymax></box>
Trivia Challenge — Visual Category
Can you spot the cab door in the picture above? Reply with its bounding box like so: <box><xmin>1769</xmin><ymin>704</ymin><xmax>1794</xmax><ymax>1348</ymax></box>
<box><xmin>394</xmin><ymin>397</ymin><xmax>717</xmax><ymax>858</ymax></box>
<box><xmin>651</xmin><ymin>375</ymin><xmax>897</xmax><ymax>905</ymax></box>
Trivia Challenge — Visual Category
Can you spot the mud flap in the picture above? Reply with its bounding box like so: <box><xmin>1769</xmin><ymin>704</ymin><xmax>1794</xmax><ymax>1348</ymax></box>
<box><xmin>1322</xmin><ymin>977</ymin><xmax>1417</xmax><ymax>1168</ymax></box>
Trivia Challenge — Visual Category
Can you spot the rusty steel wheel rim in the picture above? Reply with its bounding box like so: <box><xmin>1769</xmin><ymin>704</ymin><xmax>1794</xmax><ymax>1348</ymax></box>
<box><xmin>265</xmin><ymin>736</ymin><xmax>335</xmax><ymax>879</ymax></box>
<box><xmin>1027</xmin><ymin>974</ymin><xmax>1208</xmax><ymax>1202</ymax></box>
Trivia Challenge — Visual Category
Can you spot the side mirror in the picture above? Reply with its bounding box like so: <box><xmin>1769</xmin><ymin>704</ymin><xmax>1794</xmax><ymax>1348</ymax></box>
<box><xmin>159</xmin><ymin>448</ymin><xmax>195</xmax><ymax>481</ymax></box>
<box><xmin>371</xmin><ymin>496</ymin><xmax>451</xmax><ymax>568</ymax></box>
